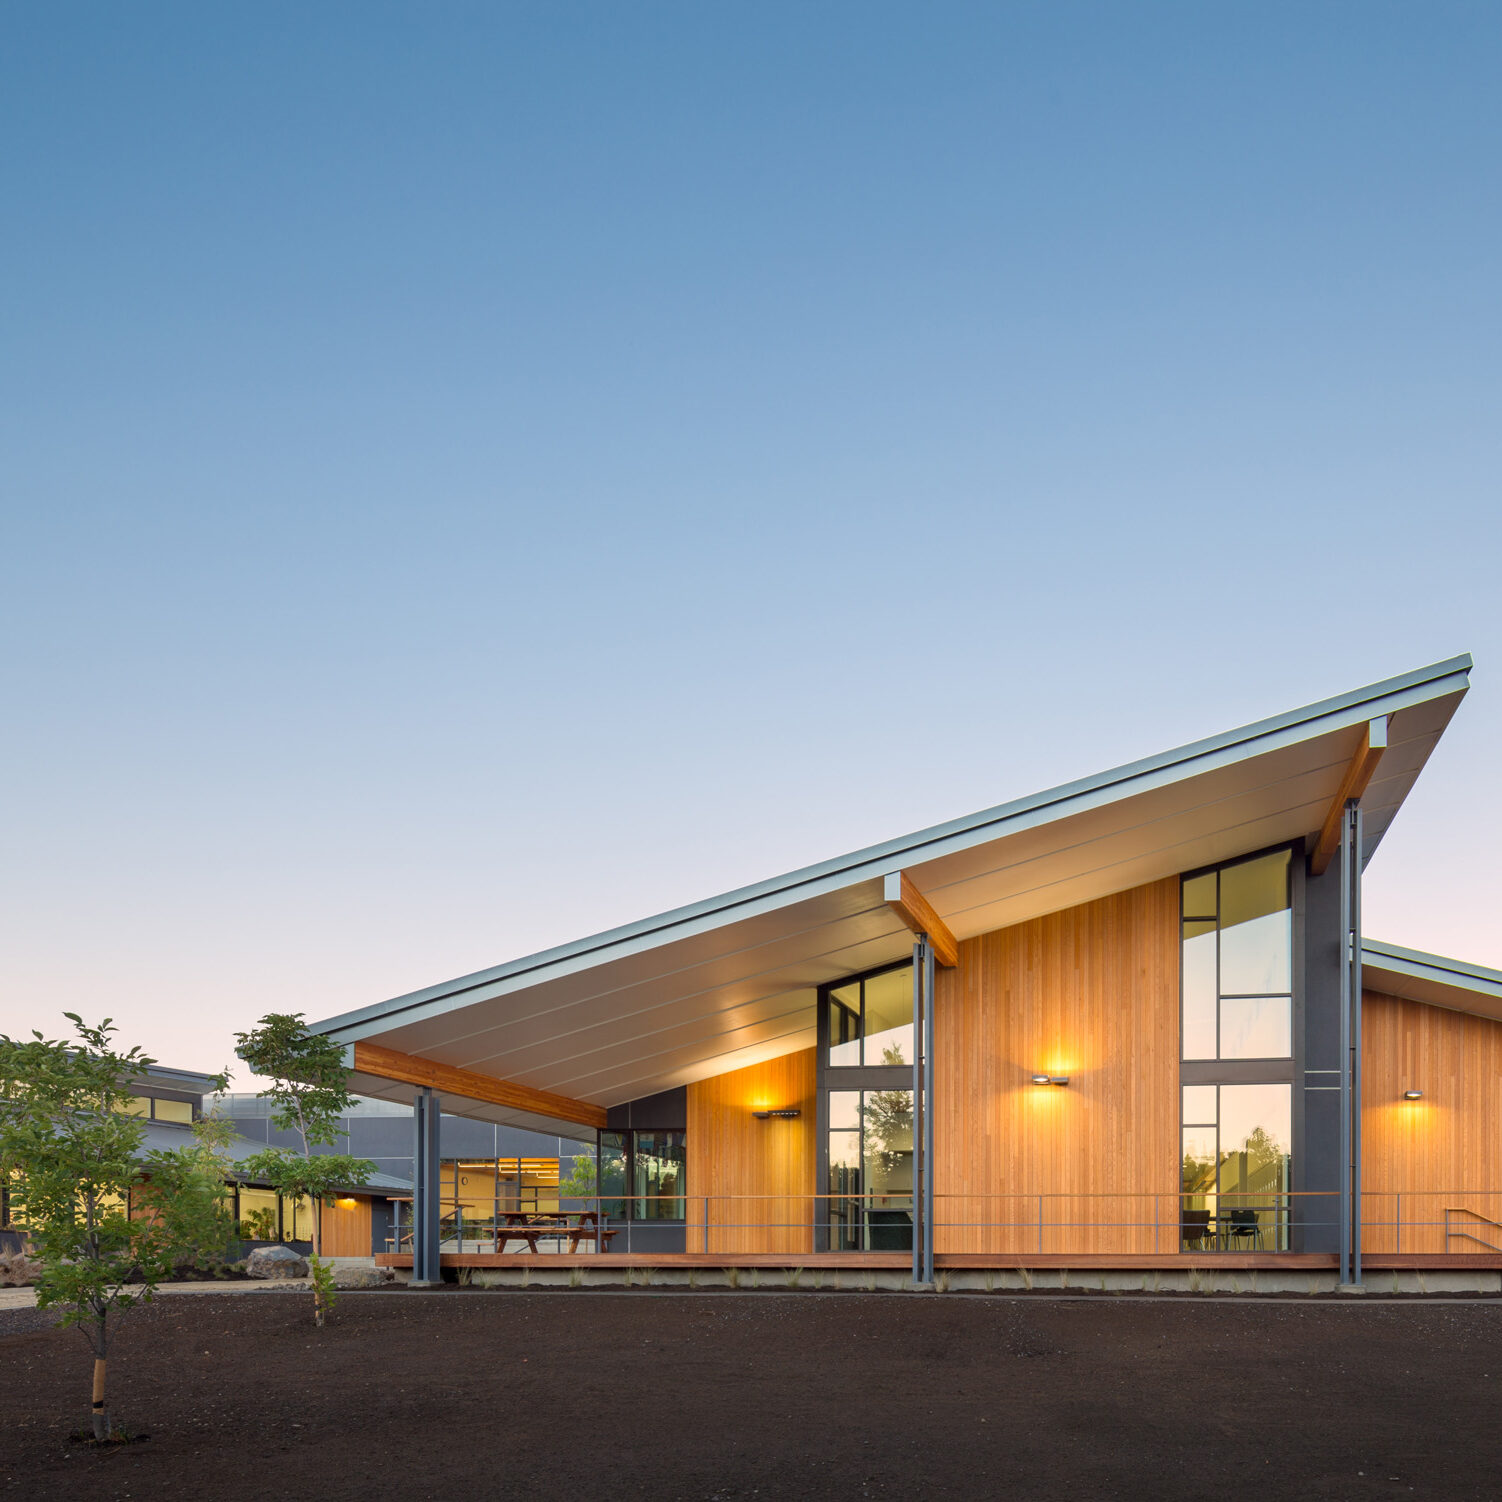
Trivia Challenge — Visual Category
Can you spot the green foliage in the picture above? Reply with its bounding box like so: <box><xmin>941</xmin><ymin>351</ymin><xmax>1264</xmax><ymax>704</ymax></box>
<box><xmin>559</xmin><ymin>1145</ymin><xmax>598</xmax><ymax>1198</ymax></box>
<box><xmin>233</xmin><ymin>1013</ymin><xmax>359</xmax><ymax>1150</ymax></box>
<box><xmin>239</xmin><ymin>1148</ymin><xmax>374</xmax><ymax>1207</ymax></box>
<box><xmin>0</xmin><ymin>1016</ymin><xmax>236</xmax><ymax>1438</ymax></box>
<box><xmin>236</xmin><ymin>1207</ymin><xmax>278</xmax><ymax>1241</ymax></box>
<box><xmin>234</xmin><ymin>1013</ymin><xmax>374</xmax><ymax>1325</ymax></box>
<box><xmin>135</xmin><ymin>1108</ymin><xmax>238</xmax><ymax>1273</ymax></box>
<box><xmin>309</xmin><ymin>1253</ymin><xmax>337</xmax><ymax>1312</ymax></box>
<box><xmin>0</xmin><ymin>1016</ymin><xmax>166</xmax><ymax>1330</ymax></box>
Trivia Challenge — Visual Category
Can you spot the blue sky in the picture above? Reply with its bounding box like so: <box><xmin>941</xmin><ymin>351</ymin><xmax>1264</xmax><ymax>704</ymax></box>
<box><xmin>2</xmin><ymin>3</ymin><xmax>1499</xmax><ymax>1078</ymax></box>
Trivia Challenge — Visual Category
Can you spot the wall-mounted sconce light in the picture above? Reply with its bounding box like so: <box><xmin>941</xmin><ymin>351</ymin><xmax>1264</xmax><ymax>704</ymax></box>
<box><xmin>752</xmin><ymin>1108</ymin><xmax>801</xmax><ymax>1119</ymax></box>
<box><xmin>1403</xmin><ymin>1090</ymin><xmax>1424</xmax><ymax>1100</ymax></box>
<box><xmin>1031</xmin><ymin>1074</ymin><xmax>1069</xmax><ymax>1086</ymax></box>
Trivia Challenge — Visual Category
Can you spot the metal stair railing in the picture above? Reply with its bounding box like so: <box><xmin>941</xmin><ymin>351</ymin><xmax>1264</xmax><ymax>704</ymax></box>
<box><xmin>1444</xmin><ymin>1206</ymin><xmax>1502</xmax><ymax>1253</ymax></box>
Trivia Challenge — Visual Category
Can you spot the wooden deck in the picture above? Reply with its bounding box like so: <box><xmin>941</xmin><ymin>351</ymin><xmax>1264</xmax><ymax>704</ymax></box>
<box><xmin>376</xmin><ymin>1250</ymin><xmax>1502</xmax><ymax>1272</ymax></box>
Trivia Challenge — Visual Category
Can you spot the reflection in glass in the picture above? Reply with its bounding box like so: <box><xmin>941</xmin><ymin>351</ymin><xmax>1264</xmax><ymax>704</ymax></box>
<box><xmin>1220</xmin><ymin>909</ymin><xmax>1292</xmax><ymax>996</ymax></box>
<box><xmin>1181</xmin><ymin>871</ymin><xmax>1217</xmax><ymax>918</ymax></box>
<box><xmin>1219</xmin><ymin>851</ymin><xmax>1292</xmax><ymax>994</ymax></box>
<box><xmin>828</xmin><ymin>1090</ymin><xmax>861</xmax><ymax>1130</ymax></box>
<box><xmin>1181</xmin><ymin>921</ymin><xmax>1218</xmax><ymax>1059</ymax></box>
<box><xmin>1181</xmin><ymin>1126</ymin><xmax>1217</xmax><ymax>1200</ymax></box>
<box><xmin>826</xmin><ymin>1089</ymin><xmax>914</xmax><ymax>1251</ymax></box>
<box><xmin>598</xmin><ymin>1130</ymin><xmax>628</xmax><ymax>1219</ymax></box>
<box><xmin>1218</xmin><ymin>1084</ymin><xmax>1291</xmax><ymax>1249</ymax></box>
<box><xmin>1179</xmin><ymin>1084</ymin><xmax>1293</xmax><ymax>1250</ymax></box>
<box><xmin>632</xmin><ymin>1129</ymin><xmax>686</xmax><ymax>1220</ymax></box>
<box><xmin>825</xmin><ymin>964</ymin><xmax>914</xmax><ymax>1067</ymax></box>
<box><xmin>828</xmin><ymin>984</ymin><xmax>861</xmax><ymax>1067</ymax></box>
<box><xmin>1219</xmin><ymin>996</ymin><xmax>1292</xmax><ymax>1059</ymax></box>
<box><xmin>1218</xmin><ymin>1084</ymin><xmax>1291</xmax><ymax>1167</ymax></box>
<box><xmin>862</xmin><ymin>968</ymin><xmax>913</xmax><ymax>1065</ymax></box>
<box><xmin>1181</xmin><ymin>1085</ymin><xmax>1217</xmax><ymax>1124</ymax></box>
<box><xmin>1181</xmin><ymin>849</ymin><xmax>1293</xmax><ymax>1062</ymax></box>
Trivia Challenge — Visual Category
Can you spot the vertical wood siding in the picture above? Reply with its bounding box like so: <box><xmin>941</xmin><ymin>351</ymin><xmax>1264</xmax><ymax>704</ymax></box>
<box><xmin>686</xmin><ymin>1049</ymin><xmax>816</xmax><ymax>1253</ymax></box>
<box><xmin>319</xmin><ymin>1196</ymin><xmax>374</xmax><ymax>1257</ymax></box>
<box><xmin>1361</xmin><ymin>991</ymin><xmax>1502</xmax><ymax>1255</ymax></box>
<box><xmin>933</xmin><ymin>877</ymin><xmax>1181</xmax><ymax>1254</ymax></box>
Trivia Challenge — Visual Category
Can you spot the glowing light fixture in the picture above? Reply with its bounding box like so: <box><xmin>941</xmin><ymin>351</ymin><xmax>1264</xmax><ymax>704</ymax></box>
<box><xmin>1403</xmin><ymin>1090</ymin><xmax>1424</xmax><ymax>1100</ymax></box>
<box><xmin>752</xmin><ymin>1108</ymin><xmax>801</xmax><ymax>1119</ymax></box>
<box><xmin>1031</xmin><ymin>1074</ymin><xmax>1069</xmax><ymax>1086</ymax></box>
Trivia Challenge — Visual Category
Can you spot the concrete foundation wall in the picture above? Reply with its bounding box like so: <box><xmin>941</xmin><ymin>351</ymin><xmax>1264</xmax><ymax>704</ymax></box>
<box><xmin>387</xmin><ymin>1264</ymin><xmax>1502</xmax><ymax>1295</ymax></box>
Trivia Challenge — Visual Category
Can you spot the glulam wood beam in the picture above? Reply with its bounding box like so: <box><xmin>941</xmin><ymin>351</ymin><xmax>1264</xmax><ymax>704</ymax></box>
<box><xmin>1308</xmin><ymin>716</ymin><xmax>1389</xmax><ymax>877</ymax></box>
<box><xmin>883</xmin><ymin>871</ymin><xmax>959</xmax><ymax>968</ymax></box>
<box><xmin>351</xmin><ymin>1041</ymin><xmax>607</xmax><ymax>1129</ymax></box>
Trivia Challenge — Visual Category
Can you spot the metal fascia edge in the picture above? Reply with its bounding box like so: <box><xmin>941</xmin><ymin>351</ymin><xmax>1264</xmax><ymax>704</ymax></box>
<box><xmin>312</xmin><ymin>656</ymin><xmax>1473</xmax><ymax>1039</ymax></box>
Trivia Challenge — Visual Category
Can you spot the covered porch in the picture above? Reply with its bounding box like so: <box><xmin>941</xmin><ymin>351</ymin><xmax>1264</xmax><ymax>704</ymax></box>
<box><xmin>309</xmin><ymin>658</ymin><xmax>1481</xmax><ymax>1287</ymax></box>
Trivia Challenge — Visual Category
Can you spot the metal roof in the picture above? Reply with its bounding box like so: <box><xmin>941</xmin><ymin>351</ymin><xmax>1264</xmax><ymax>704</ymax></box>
<box><xmin>310</xmin><ymin>655</ymin><xmax>1471</xmax><ymax>1129</ymax></box>
<box><xmin>1362</xmin><ymin>940</ymin><xmax>1502</xmax><ymax>1024</ymax></box>
<box><xmin>135</xmin><ymin>1118</ymin><xmax>410</xmax><ymax>1193</ymax></box>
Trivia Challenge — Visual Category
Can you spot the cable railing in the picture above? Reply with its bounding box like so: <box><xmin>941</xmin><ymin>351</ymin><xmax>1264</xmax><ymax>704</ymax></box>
<box><xmin>383</xmin><ymin>1191</ymin><xmax>1502</xmax><ymax>1257</ymax></box>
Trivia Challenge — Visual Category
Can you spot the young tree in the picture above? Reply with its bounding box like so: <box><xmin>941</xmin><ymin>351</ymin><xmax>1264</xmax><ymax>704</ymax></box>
<box><xmin>558</xmin><ymin>1143</ymin><xmax>598</xmax><ymax>1200</ymax></box>
<box><xmin>0</xmin><ymin>1016</ymin><xmax>230</xmax><ymax>1441</ymax></box>
<box><xmin>234</xmin><ymin>1013</ymin><xmax>373</xmax><ymax>1327</ymax></box>
<box><xmin>134</xmin><ymin>1109</ymin><xmax>239</xmax><ymax>1275</ymax></box>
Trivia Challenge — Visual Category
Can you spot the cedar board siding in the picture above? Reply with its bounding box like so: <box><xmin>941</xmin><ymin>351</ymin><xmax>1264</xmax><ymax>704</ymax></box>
<box><xmin>320</xmin><ymin>1196</ymin><xmax>374</xmax><ymax>1257</ymax></box>
<box><xmin>686</xmin><ymin>1050</ymin><xmax>817</xmax><ymax>1254</ymax></box>
<box><xmin>1361</xmin><ymin>990</ymin><xmax>1502</xmax><ymax>1256</ymax></box>
<box><xmin>933</xmin><ymin>877</ymin><xmax>1182</xmax><ymax>1255</ymax></box>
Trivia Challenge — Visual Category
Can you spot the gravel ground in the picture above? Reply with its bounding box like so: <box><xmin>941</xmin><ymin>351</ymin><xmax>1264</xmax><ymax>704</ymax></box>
<box><xmin>3</xmin><ymin>1290</ymin><xmax>1500</xmax><ymax>1500</ymax></box>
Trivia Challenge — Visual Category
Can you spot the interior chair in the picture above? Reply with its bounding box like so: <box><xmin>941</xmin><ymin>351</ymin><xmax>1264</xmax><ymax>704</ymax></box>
<box><xmin>1181</xmin><ymin>1208</ymin><xmax>1212</xmax><ymax>1249</ymax></box>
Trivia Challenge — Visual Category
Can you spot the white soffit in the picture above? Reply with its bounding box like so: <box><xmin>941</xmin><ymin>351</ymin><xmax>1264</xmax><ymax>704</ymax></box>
<box><xmin>1362</xmin><ymin>940</ymin><xmax>1502</xmax><ymax>1026</ymax></box>
<box><xmin>311</xmin><ymin>656</ymin><xmax>1470</xmax><ymax>1111</ymax></box>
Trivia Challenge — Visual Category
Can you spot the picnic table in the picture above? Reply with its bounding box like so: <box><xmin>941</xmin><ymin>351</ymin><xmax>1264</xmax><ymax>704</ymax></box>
<box><xmin>490</xmin><ymin>1210</ymin><xmax>618</xmax><ymax>1254</ymax></box>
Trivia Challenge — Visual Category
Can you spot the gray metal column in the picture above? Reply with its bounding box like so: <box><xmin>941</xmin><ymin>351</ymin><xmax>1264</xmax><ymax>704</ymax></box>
<box><xmin>910</xmin><ymin>943</ymin><xmax>924</xmax><ymax>1287</ymax></box>
<box><xmin>1350</xmin><ymin>803</ymin><xmax>1365</xmax><ymax>1285</ymax></box>
<box><xmin>922</xmin><ymin>935</ymin><xmax>936</xmax><ymax>1288</ymax></box>
<box><xmin>1345</xmin><ymin>805</ymin><xmax>1357</xmax><ymax>1285</ymax></box>
<box><xmin>411</xmin><ymin>1086</ymin><xmax>442</xmax><ymax>1287</ymax></box>
<box><xmin>1337</xmin><ymin>799</ymin><xmax>1366</xmax><ymax>1286</ymax></box>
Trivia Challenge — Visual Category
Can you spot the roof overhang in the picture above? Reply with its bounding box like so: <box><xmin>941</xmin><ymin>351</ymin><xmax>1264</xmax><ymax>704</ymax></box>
<box><xmin>1362</xmin><ymin>940</ymin><xmax>1502</xmax><ymax>1025</ymax></box>
<box><xmin>312</xmin><ymin>656</ymin><xmax>1471</xmax><ymax>1119</ymax></box>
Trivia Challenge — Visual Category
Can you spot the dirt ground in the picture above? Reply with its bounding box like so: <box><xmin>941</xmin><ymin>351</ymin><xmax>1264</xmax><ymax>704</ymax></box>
<box><xmin>3</xmin><ymin>1288</ymin><xmax>1500</xmax><ymax>1501</ymax></box>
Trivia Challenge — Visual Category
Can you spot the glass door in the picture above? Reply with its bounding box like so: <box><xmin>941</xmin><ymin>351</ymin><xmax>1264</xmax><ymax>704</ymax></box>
<box><xmin>827</xmin><ymin>1088</ymin><xmax>914</xmax><ymax>1250</ymax></box>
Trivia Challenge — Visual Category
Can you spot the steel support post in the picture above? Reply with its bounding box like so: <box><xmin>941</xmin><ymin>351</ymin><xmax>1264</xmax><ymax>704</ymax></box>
<box><xmin>1338</xmin><ymin>806</ymin><xmax>1353</xmax><ymax>1283</ymax></box>
<box><xmin>922</xmin><ymin>936</ymin><xmax>936</xmax><ymax>1287</ymax></box>
<box><xmin>1350</xmin><ymin>803</ymin><xmax>1365</xmax><ymax>1285</ymax></box>
<box><xmin>411</xmin><ymin>1086</ymin><xmax>442</xmax><ymax>1286</ymax></box>
<box><xmin>910</xmin><ymin>940</ymin><xmax>925</xmax><ymax>1287</ymax></box>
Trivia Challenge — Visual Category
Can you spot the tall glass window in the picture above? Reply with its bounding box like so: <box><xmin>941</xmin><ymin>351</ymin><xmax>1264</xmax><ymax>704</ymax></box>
<box><xmin>1180</xmin><ymin>1083</ymin><xmax>1291</xmax><ymax>1250</ymax></box>
<box><xmin>826</xmin><ymin>1087</ymin><xmax>914</xmax><ymax>1251</ymax></box>
<box><xmin>598</xmin><ymin>1130</ymin><xmax>685</xmax><ymax>1221</ymax></box>
<box><xmin>599</xmin><ymin>1131</ymin><xmax>628</xmax><ymax>1219</ymax></box>
<box><xmin>1182</xmin><ymin>849</ymin><xmax>1293</xmax><ymax>1061</ymax></box>
<box><xmin>826</xmin><ymin>963</ymin><xmax>913</xmax><ymax>1067</ymax></box>
<box><xmin>632</xmin><ymin>1130</ymin><xmax>686</xmax><ymax>1220</ymax></box>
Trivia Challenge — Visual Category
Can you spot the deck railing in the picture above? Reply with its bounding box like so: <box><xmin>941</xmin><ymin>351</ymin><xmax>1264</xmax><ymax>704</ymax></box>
<box><xmin>384</xmin><ymin>1191</ymin><xmax>1502</xmax><ymax>1257</ymax></box>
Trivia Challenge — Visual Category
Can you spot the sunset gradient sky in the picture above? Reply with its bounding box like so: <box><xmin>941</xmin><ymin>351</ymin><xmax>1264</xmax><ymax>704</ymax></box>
<box><xmin>3</xmin><ymin>3</ymin><xmax>1499</xmax><ymax>1082</ymax></box>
